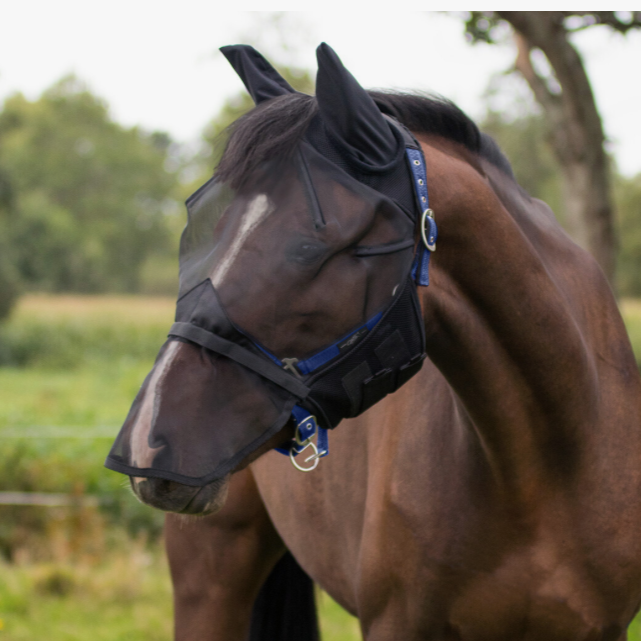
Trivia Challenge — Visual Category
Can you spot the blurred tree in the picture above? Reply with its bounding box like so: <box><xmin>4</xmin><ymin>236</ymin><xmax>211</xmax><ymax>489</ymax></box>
<box><xmin>0</xmin><ymin>160</ymin><xmax>20</xmax><ymax>319</ymax></box>
<box><xmin>615</xmin><ymin>173</ymin><xmax>641</xmax><ymax>296</ymax></box>
<box><xmin>481</xmin><ymin>109</ymin><xmax>563</xmax><ymax>220</ymax></box>
<box><xmin>0</xmin><ymin>76</ymin><xmax>179</xmax><ymax>293</ymax></box>
<box><xmin>463</xmin><ymin>11</ymin><xmax>641</xmax><ymax>285</ymax></box>
<box><xmin>479</xmin><ymin>101</ymin><xmax>641</xmax><ymax>297</ymax></box>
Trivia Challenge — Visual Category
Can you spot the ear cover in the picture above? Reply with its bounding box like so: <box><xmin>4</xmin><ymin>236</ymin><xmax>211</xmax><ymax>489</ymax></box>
<box><xmin>315</xmin><ymin>42</ymin><xmax>403</xmax><ymax>171</ymax></box>
<box><xmin>220</xmin><ymin>44</ymin><xmax>297</xmax><ymax>104</ymax></box>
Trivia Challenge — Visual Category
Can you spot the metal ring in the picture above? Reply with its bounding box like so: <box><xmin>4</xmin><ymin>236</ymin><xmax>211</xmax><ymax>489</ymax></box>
<box><xmin>421</xmin><ymin>209</ymin><xmax>436</xmax><ymax>252</ymax></box>
<box><xmin>290</xmin><ymin>442</ymin><xmax>320</xmax><ymax>472</ymax></box>
<box><xmin>413</xmin><ymin>159</ymin><xmax>420</xmax><ymax>165</ymax></box>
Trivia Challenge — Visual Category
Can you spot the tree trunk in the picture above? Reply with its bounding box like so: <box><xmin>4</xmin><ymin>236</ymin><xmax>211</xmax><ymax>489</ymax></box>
<box><xmin>497</xmin><ymin>11</ymin><xmax>616</xmax><ymax>285</ymax></box>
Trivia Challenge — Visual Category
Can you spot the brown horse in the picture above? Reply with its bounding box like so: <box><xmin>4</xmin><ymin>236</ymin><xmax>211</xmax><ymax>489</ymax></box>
<box><xmin>107</xmin><ymin>44</ymin><xmax>641</xmax><ymax>640</ymax></box>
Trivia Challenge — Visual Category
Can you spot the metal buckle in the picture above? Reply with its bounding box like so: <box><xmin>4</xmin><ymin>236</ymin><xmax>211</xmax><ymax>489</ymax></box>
<box><xmin>290</xmin><ymin>442</ymin><xmax>321</xmax><ymax>472</ymax></box>
<box><xmin>421</xmin><ymin>208</ymin><xmax>436</xmax><ymax>252</ymax></box>
<box><xmin>294</xmin><ymin>414</ymin><xmax>316</xmax><ymax>447</ymax></box>
<box><xmin>289</xmin><ymin>413</ymin><xmax>324</xmax><ymax>472</ymax></box>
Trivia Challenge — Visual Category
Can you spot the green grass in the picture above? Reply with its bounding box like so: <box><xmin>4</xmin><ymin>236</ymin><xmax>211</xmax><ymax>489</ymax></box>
<box><xmin>0</xmin><ymin>554</ymin><xmax>360</xmax><ymax>641</ymax></box>
<box><xmin>0</xmin><ymin>549</ymin><xmax>173</xmax><ymax>641</ymax></box>
<box><xmin>0</xmin><ymin>294</ymin><xmax>173</xmax><ymax>368</ymax></box>
<box><xmin>0</xmin><ymin>293</ymin><xmax>640</xmax><ymax>640</ymax></box>
<box><xmin>622</xmin><ymin>298</ymin><xmax>641</xmax><ymax>367</ymax></box>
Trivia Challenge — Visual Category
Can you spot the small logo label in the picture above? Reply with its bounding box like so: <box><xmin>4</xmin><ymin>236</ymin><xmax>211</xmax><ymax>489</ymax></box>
<box><xmin>338</xmin><ymin>327</ymin><xmax>369</xmax><ymax>352</ymax></box>
<box><xmin>282</xmin><ymin>358</ymin><xmax>302</xmax><ymax>378</ymax></box>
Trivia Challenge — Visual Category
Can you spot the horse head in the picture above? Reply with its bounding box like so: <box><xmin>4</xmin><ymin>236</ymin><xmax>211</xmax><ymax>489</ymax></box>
<box><xmin>106</xmin><ymin>44</ymin><xmax>431</xmax><ymax>514</ymax></box>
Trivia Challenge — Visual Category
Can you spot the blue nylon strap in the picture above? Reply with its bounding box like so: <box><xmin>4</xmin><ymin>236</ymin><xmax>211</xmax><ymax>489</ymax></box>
<box><xmin>275</xmin><ymin>405</ymin><xmax>328</xmax><ymax>458</ymax></box>
<box><xmin>254</xmin><ymin>310</ymin><xmax>383</xmax><ymax>376</ymax></box>
<box><xmin>296</xmin><ymin>311</ymin><xmax>383</xmax><ymax>375</ymax></box>
<box><xmin>406</xmin><ymin>147</ymin><xmax>436</xmax><ymax>287</ymax></box>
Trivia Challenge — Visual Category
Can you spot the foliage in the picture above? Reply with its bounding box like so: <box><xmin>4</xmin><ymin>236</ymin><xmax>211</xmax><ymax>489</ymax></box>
<box><xmin>0</xmin><ymin>553</ymin><xmax>359</xmax><ymax>641</ymax></box>
<box><xmin>0</xmin><ymin>551</ymin><xmax>173</xmax><ymax>640</ymax></box>
<box><xmin>615</xmin><ymin>175</ymin><xmax>641</xmax><ymax>296</ymax></box>
<box><xmin>0</xmin><ymin>156</ymin><xmax>20</xmax><ymax>320</ymax></box>
<box><xmin>0</xmin><ymin>77</ymin><xmax>179</xmax><ymax>293</ymax></box>
<box><xmin>457</xmin><ymin>11</ymin><xmax>641</xmax><ymax>285</ymax></box>
<box><xmin>479</xmin><ymin>107</ymin><xmax>641</xmax><ymax>297</ymax></box>
<box><xmin>480</xmin><ymin>110</ymin><xmax>563</xmax><ymax>219</ymax></box>
<box><xmin>0</xmin><ymin>295</ymin><xmax>175</xmax><ymax>557</ymax></box>
<box><xmin>0</xmin><ymin>294</ymin><xmax>172</xmax><ymax>368</ymax></box>
<box><xmin>463</xmin><ymin>11</ymin><xmax>641</xmax><ymax>44</ymax></box>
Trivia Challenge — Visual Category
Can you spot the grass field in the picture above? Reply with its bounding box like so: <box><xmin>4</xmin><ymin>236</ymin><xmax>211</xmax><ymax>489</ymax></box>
<box><xmin>1</xmin><ymin>294</ymin><xmax>640</xmax><ymax>640</ymax></box>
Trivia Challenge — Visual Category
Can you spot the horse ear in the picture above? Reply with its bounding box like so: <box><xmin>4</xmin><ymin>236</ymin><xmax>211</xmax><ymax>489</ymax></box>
<box><xmin>315</xmin><ymin>42</ymin><xmax>400</xmax><ymax>168</ymax></box>
<box><xmin>220</xmin><ymin>45</ymin><xmax>296</xmax><ymax>105</ymax></box>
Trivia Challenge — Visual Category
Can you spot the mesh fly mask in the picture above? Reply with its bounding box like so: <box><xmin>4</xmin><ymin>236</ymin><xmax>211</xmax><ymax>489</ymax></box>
<box><xmin>105</xmin><ymin>43</ymin><xmax>437</xmax><ymax>486</ymax></box>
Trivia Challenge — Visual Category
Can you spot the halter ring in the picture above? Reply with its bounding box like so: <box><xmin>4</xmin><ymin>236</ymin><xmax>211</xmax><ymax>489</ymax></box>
<box><xmin>290</xmin><ymin>442</ymin><xmax>320</xmax><ymax>472</ymax></box>
<box><xmin>421</xmin><ymin>208</ymin><xmax>436</xmax><ymax>252</ymax></box>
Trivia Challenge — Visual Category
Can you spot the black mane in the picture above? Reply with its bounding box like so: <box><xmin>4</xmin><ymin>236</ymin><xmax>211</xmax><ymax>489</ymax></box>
<box><xmin>216</xmin><ymin>91</ymin><xmax>515</xmax><ymax>186</ymax></box>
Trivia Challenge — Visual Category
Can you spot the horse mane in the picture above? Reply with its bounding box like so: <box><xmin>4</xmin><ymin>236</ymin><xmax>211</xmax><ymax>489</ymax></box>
<box><xmin>216</xmin><ymin>91</ymin><xmax>516</xmax><ymax>186</ymax></box>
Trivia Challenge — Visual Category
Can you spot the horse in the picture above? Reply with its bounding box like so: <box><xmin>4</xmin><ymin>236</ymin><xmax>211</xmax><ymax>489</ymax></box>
<box><xmin>105</xmin><ymin>43</ymin><xmax>641</xmax><ymax>640</ymax></box>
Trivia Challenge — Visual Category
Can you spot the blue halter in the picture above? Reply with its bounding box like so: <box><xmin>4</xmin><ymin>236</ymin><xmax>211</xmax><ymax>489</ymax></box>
<box><xmin>267</xmin><ymin>145</ymin><xmax>436</xmax><ymax>469</ymax></box>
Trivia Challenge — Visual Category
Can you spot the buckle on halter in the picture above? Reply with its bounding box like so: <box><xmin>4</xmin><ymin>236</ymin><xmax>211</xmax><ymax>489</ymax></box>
<box><xmin>421</xmin><ymin>208</ymin><xmax>436</xmax><ymax>252</ymax></box>
<box><xmin>294</xmin><ymin>413</ymin><xmax>317</xmax><ymax>447</ymax></box>
<box><xmin>287</xmin><ymin>411</ymin><xmax>328</xmax><ymax>472</ymax></box>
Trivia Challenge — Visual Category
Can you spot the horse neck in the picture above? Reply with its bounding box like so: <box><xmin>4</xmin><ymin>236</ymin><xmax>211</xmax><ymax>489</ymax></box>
<box><xmin>417</xmin><ymin>135</ymin><xmax>641</xmax><ymax>501</ymax></box>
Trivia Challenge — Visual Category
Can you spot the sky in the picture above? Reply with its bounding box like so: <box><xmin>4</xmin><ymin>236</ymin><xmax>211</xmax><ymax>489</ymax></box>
<box><xmin>1</xmin><ymin>5</ymin><xmax>640</xmax><ymax>176</ymax></box>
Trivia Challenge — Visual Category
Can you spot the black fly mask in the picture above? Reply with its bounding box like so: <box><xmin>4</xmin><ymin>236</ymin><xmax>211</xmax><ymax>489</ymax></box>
<box><xmin>105</xmin><ymin>43</ymin><xmax>436</xmax><ymax>486</ymax></box>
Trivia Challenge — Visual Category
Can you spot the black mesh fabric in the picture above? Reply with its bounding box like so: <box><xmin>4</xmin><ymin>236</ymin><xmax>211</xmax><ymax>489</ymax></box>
<box><xmin>300</xmin><ymin>278</ymin><xmax>425</xmax><ymax>429</ymax></box>
<box><xmin>105</xmin><ymin>132</ymin><xmax>426</xmax><ymax>486</ymax></box>
<box><xmin>106</xmin><ymin>338</ymin><xmax>296</xmax><ymax>486</ymax></box>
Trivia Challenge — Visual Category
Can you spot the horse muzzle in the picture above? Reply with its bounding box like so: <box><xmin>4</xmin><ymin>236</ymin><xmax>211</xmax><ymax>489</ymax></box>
<box><xmin>130</xmin><ymin>475</ymin><xmax>230</xmax><ymax>515</ymax></box>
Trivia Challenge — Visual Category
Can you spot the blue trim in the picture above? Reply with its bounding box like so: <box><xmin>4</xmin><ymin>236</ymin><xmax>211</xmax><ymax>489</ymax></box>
<box><xmin>255</xmin><ymin>310</ymin><xmax>383</xmax><ymax>376</ymax></box>
<box><xmin>275</xmin><ymin>404</ymin><xmax>329</xmax><ymax>458</ymax></box>
<box><xmin>406</xmin><ymin>148</ymin><xmax>429</xmax><ymax>208</ymax></box>
<box><xmin>253</xmin><ymin>341</ymin><xmax>283</xmax><ymax>366</ymax></box>
<box><xmin>296</xmin><ymin>310</ymin><xmax>383</xmax><ymax>375</ymax></box>
<box><xmin>406</xmin><ymin>147</ymin><xmax>436</xmax><ymax>287</ymax></box>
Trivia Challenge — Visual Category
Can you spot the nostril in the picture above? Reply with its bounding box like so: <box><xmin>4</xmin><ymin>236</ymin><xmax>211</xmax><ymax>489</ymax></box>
<box><xmin>130</xmin><ymin>477</ymin><xmax>201</xmax><ymax>513</ymax></box>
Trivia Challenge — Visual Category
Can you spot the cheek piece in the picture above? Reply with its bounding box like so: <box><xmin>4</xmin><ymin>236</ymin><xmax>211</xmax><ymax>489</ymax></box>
<box><xmin>104</xmin><ymin>123</ymin><xmax>437</xmax><ymax>486</ymax></box>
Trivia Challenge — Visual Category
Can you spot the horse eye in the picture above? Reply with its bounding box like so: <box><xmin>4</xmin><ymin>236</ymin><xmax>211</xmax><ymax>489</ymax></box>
<box><xmin>285</xmin><ymin>240</ymin><xmax>328</xmax><ymax>265</ymax></box>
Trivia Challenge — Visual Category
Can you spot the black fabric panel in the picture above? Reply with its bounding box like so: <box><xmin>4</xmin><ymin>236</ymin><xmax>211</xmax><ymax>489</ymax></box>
<box><xmin>315</xmin><ymin>43</ymin><xmax>403</xmax><ymax>171</ymax></box>
<box><xmin>360</xmin><ymin>368</ymin><xmax>395</xmax><ymax>414</ymax></box>
<box><xmin>341</xmin><ymin>361</ymin><xmax>372</xmax><ymax>417</ymax></box>
<box><xmin>375</xmin><ymin>329</ymin><xmax>411</xmax><ymax>370</ymax></box>
<box><xmin>299</xmin><ymin>277</ymin><xmax>425</xmax><ymax>429</ymax></box>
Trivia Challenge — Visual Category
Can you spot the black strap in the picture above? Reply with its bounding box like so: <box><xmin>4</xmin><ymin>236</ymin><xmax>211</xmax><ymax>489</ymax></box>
<box><xmin>168</xmin><ymin>322</ymin><xmax>310</xmax><ymax>399</ymax></box>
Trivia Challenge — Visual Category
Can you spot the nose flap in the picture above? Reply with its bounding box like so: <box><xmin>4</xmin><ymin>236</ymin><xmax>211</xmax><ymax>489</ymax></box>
<box><xmin>105</xmin><ymin>336</ymin><xmax>296</xmax><ymax>487</ymax></box>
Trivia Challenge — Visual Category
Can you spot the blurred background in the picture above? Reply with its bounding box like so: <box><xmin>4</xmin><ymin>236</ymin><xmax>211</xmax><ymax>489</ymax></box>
<box><xmin>1</xmin><ymin>8</ymin><xmax>641</xmax><ymax>640</ymax></box>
